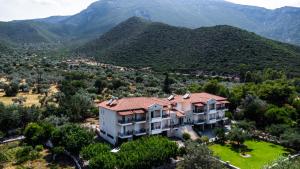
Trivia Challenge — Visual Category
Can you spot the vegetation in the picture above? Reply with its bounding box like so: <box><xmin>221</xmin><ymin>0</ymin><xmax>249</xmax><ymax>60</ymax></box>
<box><xmin>209</xmin><ymin>140</ymin><xmax>289</xmax><ymax>169</ymax></box>
<box><xmin>77</xmin><ymin>17</ymin><xmax>300</xmax><ymax>75</ymax></box>
<box><xmin>82</xmin><ymin>136</ymin><xmax>178</xmax><ymax>169</ymax></box>
<box><xmin>51</xmin><ymin>124</ymin><xmax>95</xmax><ymax>154</ymax></box>
<box><xmin>177</xmin><ymin>141</ymin><xmax>224</xmax><ymax>169</ymax></box>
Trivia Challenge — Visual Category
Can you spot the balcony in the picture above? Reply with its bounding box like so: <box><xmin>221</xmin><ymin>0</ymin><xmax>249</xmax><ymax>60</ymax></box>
<box><xmin>134</xmin><ymin>129</ymin><xmax>147</xmax><ymax>136</ymax></box>
<box><xmin>151</xmin><ymin>117</ymin><xmax>162</xmax><ymax>123</ymax></box>
<box><xmin>162</xmin><ymin>125</ymin><xmax>171</xmax><ymax>131</ymax></box>
<box><xmin>208</xmin><ymin>109</ymin><xmax>217</xmax><ymax>114</ymax></box>
<box><xmin>193</xmin><ymin>111</ymin><xmax>205</xmax><ymax>115</ymax></box>
<box><xmin>207</xmin><ymin>118</ymin><xmax>217</xmax><ymax>124</ymax></box>
<box><xmin>118</xmin><ymin>119</ymin><xmax>134</xmax><ymax>126</ymax></box>
<box><xmin>194</xmin><ymin>119</ymin><xmax>205</xmax><ymax>125</ymax></box>
<box><xmin>162</xmin><ymin>114</ymin><xmax>170</xmax><ymax>119</ymax></box>
<box><xmin>217</xmin><ymin>107</ymin><xmax>228</xmax><ymax>111</ymax></box>
<box><xmin>135</xmin><ymin>117</ymin><xmax>147</xmax><ymax>123</ymax></box>
<box><xmin>118</xmin><ymin>131</ymin><xmax>133</xmax><ymax>138</ymax></box>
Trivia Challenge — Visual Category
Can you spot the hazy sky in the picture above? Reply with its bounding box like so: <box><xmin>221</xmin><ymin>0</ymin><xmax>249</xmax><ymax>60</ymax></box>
<box><xmin>0</xmin><ymin>0</ymin><xmax>300</xmax><ymax>21</ymax></box>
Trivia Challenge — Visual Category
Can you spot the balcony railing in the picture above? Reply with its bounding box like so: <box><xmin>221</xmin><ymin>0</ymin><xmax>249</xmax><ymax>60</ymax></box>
<box><xmin>135</xmin><ymin>117</ymin><xmax>146</xmax><ymax>122</ymax></box>
<box><xmin>151</xmin><ymin>126</ymin><xmax>161</xmax><ymax>130</ymax></box>
<box><xmin>194</xmin><ymin>119</ymin><xmax>205</xmax><ymax>124</ymax></box>
<box><xmin>118</xmin><ymin>119</ymin><xmax>134</xmax><ymax>124</ymax></box>
<box><xmin>162</xmin><ymin>114</ymin><xmax>170</xmax><ymax>118</ymax></box>
<box><xmin>118</xmin><ymin>131</ymin><xmax>133</xmax><ymax>137</ymax></box>
<box><xmin>162</xmin><ymin>125</ymin><xmax>171</xmax><ymax>129</ymax></box>
<box><xmin>217</xmin><ymin>107</ymin><xmax>227</xmax><ymax>110</ymax></box>
<box><xmin>134</xmin><ymin>129</ymin><xmax>147</xmax><ymax>135</ymax></box>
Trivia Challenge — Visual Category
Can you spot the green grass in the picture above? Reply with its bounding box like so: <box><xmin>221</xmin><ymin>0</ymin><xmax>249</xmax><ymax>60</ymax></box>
<box><xmin>209</xmin><ymin>140</ymin><xmax>290</xmax><ymax>169</ymax></box>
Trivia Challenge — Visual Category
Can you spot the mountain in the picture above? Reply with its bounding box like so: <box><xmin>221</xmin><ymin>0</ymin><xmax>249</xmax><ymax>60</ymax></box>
<box><xmin>76</xmin><ymin>17</ymin><xmax>300</xmax><ymax>76</ymax></box>
<box><xmin>60</xmin><ymin>0</ymin><xmax>300</xmax><ymax>45</ymax></box>
<box><xmin>0</xmin><ymin>0</ymin><xmax>300</xmax><ymax>45</ymax></box>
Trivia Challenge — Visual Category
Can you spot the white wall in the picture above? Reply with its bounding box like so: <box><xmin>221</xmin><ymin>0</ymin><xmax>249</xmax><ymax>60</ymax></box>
<box><xmin>99</xmin><ymin>107</ymin><xmax>118</xmax><ymax>144</ymax></box>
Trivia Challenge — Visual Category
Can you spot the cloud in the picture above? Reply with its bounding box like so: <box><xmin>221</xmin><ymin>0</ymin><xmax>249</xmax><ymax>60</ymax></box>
<box><xmin>0</xmin><ymin>0</ymin><xmax>98</xmax><ymax>21</ymax></box>
<box><xmin>226</xmin><ymin>0</ymin><xmax>300</xmax><ymax>9</ymax></box>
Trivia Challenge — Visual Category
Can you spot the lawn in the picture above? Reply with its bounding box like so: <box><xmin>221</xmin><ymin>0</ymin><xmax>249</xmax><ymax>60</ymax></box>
<box><xmin>209</xmin><ymin>140</ymin><xmax>290</xmax><ymax>169</ymax></box>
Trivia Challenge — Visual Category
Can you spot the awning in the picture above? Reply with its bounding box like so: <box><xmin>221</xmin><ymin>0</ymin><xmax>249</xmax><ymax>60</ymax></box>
<box><xmin>193</xmin><ymin>103</ymin><xmax>204</xmax><ymax>107</ymax></box>
<box><xmin>118</xmin><ymin>110</ymin><xmax>134</xmax><ymax>116</ymax></box>
<box><xmin>176</xmin><ymin>112</ymin><xmax>185</xmax><ymax>117</ymax></box>
<box><xmin>219</xmin><ymin>100</ymin><xmax>230</xmax><ymax>104</ymax></box>
<box><xmin>133</xmin><ymin>109</ymin><xmax>145</xmax><ymax>114</ymax></box>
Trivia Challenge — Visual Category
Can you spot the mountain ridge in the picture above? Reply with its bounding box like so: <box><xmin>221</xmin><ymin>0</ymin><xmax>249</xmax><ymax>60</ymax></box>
<box><xmin>0</xmin><ymin>0</ymin><xmax>300</xmax><ymax>46</ymax></box>
<box><xmin>76</xmin><ymin>17</ymin><xmax>300</xmax><ymax>76</ymax></box>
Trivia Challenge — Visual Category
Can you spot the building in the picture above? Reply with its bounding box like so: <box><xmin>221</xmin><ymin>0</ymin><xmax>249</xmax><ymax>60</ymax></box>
<box><xmin>98</xmin><ymin>92</ymin><xmax>229</xmax><ymax>145</ymax></box>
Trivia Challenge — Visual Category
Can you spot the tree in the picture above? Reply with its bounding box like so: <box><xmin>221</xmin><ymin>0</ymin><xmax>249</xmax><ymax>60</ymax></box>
<box><xmin>61</xmin><ymin>89</ymin><xmax>93</xmax><ymax>122</ymax></box>
<box><xmin>214</xmin><ymin>128</ymin><xmax>226</xmax><ymax>143</ymax></box>
<box><xmin>89</xmin><ymin>153</ymin><xmax>117</xmax><ymax>169</ymax></box>
<box><xmin>117</xmin><ymin>136</ymin><xmax>178</xmax><ymax>169</ymax></box>
<box><xmin>4</xmin><ymin>82</ymin><xmax>19</xmax><ymax>97</ymax></box>
<box><xmin>182</xmin><ymin>133</ymin><xmax>191</xmax><ymax>140</ymax></box>
<box><xmin>239</xmin><ymin>94</ymin><xmax>267</xmax><ymax>127</ymax></box>
<box><xmin>177</xmin><ymin>141</ymin><xmax>224</xmax><ymax>169</ymax></box>
<box><xmin>51</xmin><ymin>124</ymin><xmax>94</xmax><ymax>154</ymax></box>
<box><xmin>24</xmin><ymin>122</ymin><xmax>54</xmax><ymax>146</ymax></box>
<box><xmin>80</xmin><ymin>143</ymin><xmax>111</xmax><ymax>160</ymax></box>
<box><xmin>263</xmin><ymin>157</ymin><xmax>300</xmax><ymax>169</ymax></box>
<box><xmin>227</xmin><ymin>127</ymin><xmax>248</xmax><ymax>147</ymax></box>
<box><xmin>94</xmin><ymin>78</ymin><xmax>107</xmax><ymax>94</ymax></box>
<box><xmin>163</xmin><ymin>73</ymin><xmax>171</xmax><ymax>94</ymax></box>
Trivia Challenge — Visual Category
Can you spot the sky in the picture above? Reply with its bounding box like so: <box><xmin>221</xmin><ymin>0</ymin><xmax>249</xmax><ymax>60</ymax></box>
<box><xmin>0</xmin><ymin>0</ymin><xmax>300</xmax><ymax>21</ymax></box>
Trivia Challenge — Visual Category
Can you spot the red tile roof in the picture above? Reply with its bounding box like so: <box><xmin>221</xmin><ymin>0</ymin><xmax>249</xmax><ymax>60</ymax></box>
<box><xmin>165</xmin><ymin>92</ymin><xmax>227</xmax><ymax>104</ymax></box>
<box><xmin>99</xmin><ymin>97</ymin><xmax>169</xmax><ymax>112</ymax></box>
<box><xmin>99</xmin><ymin>93</ymin><xmax>228</xmax><ymax>112</ymax></box>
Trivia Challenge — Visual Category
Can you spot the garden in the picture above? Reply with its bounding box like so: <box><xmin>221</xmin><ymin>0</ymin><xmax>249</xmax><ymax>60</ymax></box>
<box><xmin>209</xmin><ymin>140</ymin><xmax>290</xmax><ymax>169</ymax></box>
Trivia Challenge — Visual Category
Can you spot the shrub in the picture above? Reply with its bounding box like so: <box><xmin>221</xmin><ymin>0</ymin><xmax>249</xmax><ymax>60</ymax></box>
<box><xmin>89</xmin><ymin>153</ymin><xmax>117</xmax><ymax>169</ymax></box>
<box><xmin>52</xmin><ymin>146</ymin><xmax>64</xmax><ymax>156</ymax></box>
<box><xmin>80</xmin><ymin>143</ymin><xmax>110</xmax><ymax>160</ymax></box>
<box><xmin>15</xmin><ymin>146</ymin><xmax>39</xmax><ymax>164</ymax></box>
<box><xmin>4</xmin><ymin>82</ymin><xmax>19</xmax><ymax>97</ymax></box>
<box><xmin>35</xmin><ymin>145</ymin><xmax>44</xmax><ymax>152</ymax></box>
<box><xmin>182</xmin><ymin>133</ymin><xmax>191</xmax><ymax>140</ymax></box>
<box><xmin>51</xmin><ymin>124</ymin><xmax>94</xmax><ymax>154</ymax></box>
<box><xmin>200</xmin><ymin>136</ymin><xmax>209</xmax><ymax>144</ymax></box>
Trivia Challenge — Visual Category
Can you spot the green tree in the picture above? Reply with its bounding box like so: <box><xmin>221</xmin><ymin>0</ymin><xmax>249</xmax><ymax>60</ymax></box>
<box><xmin>163</xmin><ymin>73</ymin><xmax>171</xmax><ymax>94</ymax></box>
<box><xmin>89</xmin><ymin>153</ymin><xmax>117</xmax><ymax>169</ymax></box>
<box><xmin>23</xmin><ymin>122</ymin><xmax>53</xmax><ymax>146</ymax></box>
<box><xmin>4</xmin><ymin>82</ymin><xmax>19</xmax><ymax>97</ymax></box>
<box><xmin>214</xmin><ymin>128</ymin><xmax>226</xmax><ymax>143</ymax></box>
<box><xmin>94</xmin><ymin>78</ymin><xmax>107</xmax><ymax>94</ymax></box>
<box><xmin>51</xmin><ymin>124</ymin><xmax>94</xmax><ymax>154</ymax></box>
<box><xmin>177</xmin><ymin>141</ymin><xmax>224</xmax><ymax>169</ymax></box>
<box><xmin>80</xmin><ymin>143</ymin><xmax>111</xmax><ymax>160</ymax></box>
<box><xmin>227</xmin><ymin>127</ymin><xmax>248</xmax><ymax>147</ymax></box>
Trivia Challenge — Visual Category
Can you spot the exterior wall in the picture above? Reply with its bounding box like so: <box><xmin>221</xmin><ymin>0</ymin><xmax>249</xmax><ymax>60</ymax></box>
<box><xmin>99</xmin><ymin>107</ymin><xmax>118</xmax><ymax>144</ymax></box>
<box><xmin>99</xmin><ymin>97</ymin><xmax>229</xmax><ymax>145</ymax></box>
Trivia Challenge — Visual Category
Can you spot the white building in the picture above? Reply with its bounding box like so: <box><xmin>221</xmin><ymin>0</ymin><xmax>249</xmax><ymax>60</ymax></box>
<box><xmin>99</xmin><ymin>92</ymin><xmax>229</xmax><ymax>145</ymax></box>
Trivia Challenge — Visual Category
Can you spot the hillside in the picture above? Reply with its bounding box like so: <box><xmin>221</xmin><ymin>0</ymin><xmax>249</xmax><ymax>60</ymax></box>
<box><xmin>0</xmin><ymin>0</ymin><xmax>300</xmax><ymax>45</ymax></box>
<box><xmin>0</xmin><ymin>21</ymin><xmax>61</xmax><ymax>44</ymax></box>
<box><xmin>77</xmin><ymin>17</ymin><xmax>300</xmax><ymax>76</ymax></box>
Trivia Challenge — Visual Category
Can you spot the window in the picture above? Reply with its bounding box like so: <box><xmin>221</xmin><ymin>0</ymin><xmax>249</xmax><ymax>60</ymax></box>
<box><xmin>107</xmin><ymin>134</ymin><xmax>114</xmax><ymax>139</ymax></box>
<box><xmin>100</xmin><ymin>130</ymin><xmax>106</xmax><ymax>135</ymax></box>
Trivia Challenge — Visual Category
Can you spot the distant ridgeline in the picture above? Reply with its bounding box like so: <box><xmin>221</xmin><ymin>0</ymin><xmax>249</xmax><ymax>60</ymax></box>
<box><xmin>76</xmin><ymin>17</ymin><xmax>300</xmax><ymax>76</ymax></box>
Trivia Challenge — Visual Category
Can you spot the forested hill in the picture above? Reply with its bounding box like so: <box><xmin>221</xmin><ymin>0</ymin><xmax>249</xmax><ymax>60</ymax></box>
<box><xmin>0</xmin><ymin>42</ymin><xmax>12</xmax><ymax>54</ymax></box>
<box><xmin>76</xmin><ymin>17</ymin><xmax>300</xmax><ymax>76</ymax></box>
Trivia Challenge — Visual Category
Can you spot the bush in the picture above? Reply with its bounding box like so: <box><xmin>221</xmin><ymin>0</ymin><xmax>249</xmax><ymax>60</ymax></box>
<box><xmin>15</xmin><ymin>146</ymin><xmax>39</xmax><ymax>164</ymax></box>
<box><xmin>4</xmin><ymin>82</ymin><xmax>19</xmax><ymax>97</ymax></box>
<box><xmin>35</xmin><ymin>145</ymin><xmax>44</xmax><ymax>152</ymax></box>
<box><xmin>80</xmin><ymin>143</ymin><xmax>110</xmax><ymax>160</ymax></box>
<box><xmin>0</xmin><ymin>152</ymin><xmax>8</xmax><ymax>163</ymax></box>
<box><xmin>182</xmin><ymin>133</ymin><xmax>191</xmax><ymax>140</ymax></box>
<box><xmin>23</xmin><ymin>122</ymin><xmax>53</xmax><ymax>146</ymax></box>
<box><xmin>52</xmin><ymin>146</ymin><xmax>64</xmax><ymax>156</ymax></box>
<box><xmin>51</xmin><ymin>124</ymin><xmax>94</xmax><ymax>154</ymax></box>
<box><xmin>200</xmin><ymin>136</ymin><xmax>209</xmax><ymax>144</ymax></box>
<box><xmin>89</xmin><ymin>153</ymin><xmax>117</xmax><ymax>169</ymax></box>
